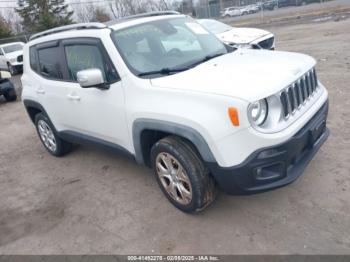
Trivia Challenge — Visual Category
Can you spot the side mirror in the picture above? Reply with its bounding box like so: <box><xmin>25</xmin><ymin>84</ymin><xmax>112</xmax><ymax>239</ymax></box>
<box><xmin>77</xmin><ymin>69</ymin><xmax>109</xmax><ymax>90</ymax></box>
<box><xmin>0</xmin><ymin>70</ymin><xmax>11</xmax><ymax>79</ymax></box>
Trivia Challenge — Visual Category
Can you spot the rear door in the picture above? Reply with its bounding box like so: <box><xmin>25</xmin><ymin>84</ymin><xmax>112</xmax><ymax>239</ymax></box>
<box><xmin>32</xmin><ymin>41</ymin><xmax>70</xmax><ymax>131</ymax></box>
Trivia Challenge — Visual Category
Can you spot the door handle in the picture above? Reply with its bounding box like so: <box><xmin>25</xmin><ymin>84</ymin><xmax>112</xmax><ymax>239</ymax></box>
<box><xmin>35</xmin><ymin>88</ymin><xmax>45</xmax><ymax>94</ymax></box>
<box><xmin>67</xmin><ymin>94</ymin><xmax>81</xmax><ymax>101</ymax></box>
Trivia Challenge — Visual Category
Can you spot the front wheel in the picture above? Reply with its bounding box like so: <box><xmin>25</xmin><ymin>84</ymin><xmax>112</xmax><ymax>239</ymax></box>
<box><xmin>151</xmin><ymin>136</ymin><xmax>217</xmax><ymax>213</ymax></box>
<box><xmin>35</xmin><ymin>113</ymin><xmax>72</xmax><ymax>157</ymax></box>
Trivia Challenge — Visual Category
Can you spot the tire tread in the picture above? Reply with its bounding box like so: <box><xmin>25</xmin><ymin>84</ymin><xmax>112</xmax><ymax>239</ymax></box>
<box><xmin>35</xmin><ymin>113</ymin><xmax>72</xmax><ymax>157</ymax></box>
<box><xmin>151</xmin><ymin>135</ymin><xmax>217</xmax><ymax>213</ymax></box>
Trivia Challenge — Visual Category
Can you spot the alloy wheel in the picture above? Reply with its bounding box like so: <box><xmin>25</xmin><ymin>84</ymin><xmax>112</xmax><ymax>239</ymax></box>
<box><xmin>155</xmin><ymin>152</ymin><xmax>192</xmax><ymax>205</ymax></box>
<box><xmin>38</xmin><ymin>120</ymin><xmax>57</xmax><ymax>153</ymax></box>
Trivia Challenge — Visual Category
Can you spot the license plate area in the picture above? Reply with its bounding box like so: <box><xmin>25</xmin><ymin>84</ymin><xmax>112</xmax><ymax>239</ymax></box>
<box><xmin>309</xmin><ymin>119</ymin><xmax>326</xmax><ymax>147</ymax></box>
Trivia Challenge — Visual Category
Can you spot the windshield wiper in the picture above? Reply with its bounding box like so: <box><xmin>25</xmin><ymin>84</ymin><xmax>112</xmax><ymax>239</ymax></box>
<box><xmin>137</xmin><ymin>67</ymin><xmax>189</xmax><ymax>77</ymax></box>
<box><xmin>186</xmin><ymin>52</ymin><xmax>226</xmax><ymax>69</ymax></box>
<box><xmin>137</xmin><ymin>53</ymin><xmax>226</xmax><ymax>77</ymax></box>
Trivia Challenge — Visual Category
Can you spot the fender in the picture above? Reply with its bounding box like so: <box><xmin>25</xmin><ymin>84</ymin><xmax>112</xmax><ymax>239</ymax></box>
<box><xmin>132</xmin><ymin>119</ymin><xmax>216</xmax><ymax>165</ymax></box>
<box><xmin>23</xmin><ymin>99</ymin><xmax>44</xmax><ymax>110</ymax></box>
<box><xmin>23</xmin><ymin>99</ymin><xmax>48</xmax><ymax>123</ymax></box>
<box><xmin>23</xmin><ymin>99</ymin><xmax>62</xmax><ymax>137</ymax></box>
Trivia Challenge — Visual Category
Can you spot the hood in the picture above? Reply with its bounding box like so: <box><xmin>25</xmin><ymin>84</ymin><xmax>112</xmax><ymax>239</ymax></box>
<box><xmin>150</xmin><ymin>50</ymin><xmax>316</xmax><ymax>102</ymax></box>
<box><xmin>4</xmin><ymin>50</ymin><xmax>23</xmax><ymax>60</ymax></box>
<box><xmin>217</xmin><ymin>27</ymin><xmax>271</xmax><ymax>44</ymax></box>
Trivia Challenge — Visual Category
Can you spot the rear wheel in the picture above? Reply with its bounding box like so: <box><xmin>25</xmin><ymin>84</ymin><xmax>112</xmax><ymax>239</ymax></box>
<box><xmin>35</xmin><ymin>113</ymin><xmax>72</xmax><ymax>156</ymax></box>
<box><xmin>151</xmin><ymin>136</ymin><xmax>216</xmax><ymax>213</ymax></box>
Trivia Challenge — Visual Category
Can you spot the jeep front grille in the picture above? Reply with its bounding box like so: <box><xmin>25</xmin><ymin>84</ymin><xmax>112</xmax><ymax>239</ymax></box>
<box><xmin>280</xmin><ymin>68</ymin><xmax>318</xmax><ymax>118</ymax></box>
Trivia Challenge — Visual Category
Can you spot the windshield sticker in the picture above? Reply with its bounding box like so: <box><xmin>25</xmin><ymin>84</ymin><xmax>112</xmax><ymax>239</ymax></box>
<box><xmin>185</xmin><ymin>23</ymin><xmax>209</xmax><ymax>35</ymax></box>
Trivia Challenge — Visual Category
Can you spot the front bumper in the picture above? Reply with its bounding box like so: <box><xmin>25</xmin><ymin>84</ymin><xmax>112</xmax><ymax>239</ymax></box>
<box><xmin>208</xmin><ymin>101</ymin><xmax>329</xmax><ymax>194</ymax></box>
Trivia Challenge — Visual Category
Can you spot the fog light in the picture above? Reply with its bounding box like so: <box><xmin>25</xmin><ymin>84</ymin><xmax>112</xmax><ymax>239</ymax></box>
<box><xmin>258</xmin><ymin>148</ymin><xmax>281</xmax><ymax>159</ymax></box>
<box><xmin>254</xmin><ymin>163</ymin><xmax>284</xmax><ymax>181</ymax></box>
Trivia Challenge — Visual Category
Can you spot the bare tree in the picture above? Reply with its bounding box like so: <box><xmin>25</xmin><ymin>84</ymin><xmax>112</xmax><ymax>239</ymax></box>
<box><xmin>0</xmin><ymin>9</ymin><xmax>22</xmax><ymax>34</ymax></box>
<box><xmin>108</xmin><ymin>0</ymin><xmax>169</xmax><ymax>19</ymax></box>
<box><xmin>73</xmin><ymin>3</ymin><xmax>112</xmax><ymax>23</ymax></box>
<box><xmin>73</xmin><ymin>3</ymin><xmax>96</xmax><ymax>23</ymax></box>
<box><xmin>0</xmin><ymin>15</ymin><xmax>12</xmax><ymax>39</ymax></box>
<box><xmin>94</xmin><ymin>7</ymin><xmax>111</xmax><ymax>23</ymax></box>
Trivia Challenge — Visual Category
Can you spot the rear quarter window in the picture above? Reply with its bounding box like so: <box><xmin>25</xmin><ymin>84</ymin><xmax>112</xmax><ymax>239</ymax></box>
<box><xmin>29</xmin><ymin>47</ymin><xmax>39</xmax><ymax>73</ymax></box>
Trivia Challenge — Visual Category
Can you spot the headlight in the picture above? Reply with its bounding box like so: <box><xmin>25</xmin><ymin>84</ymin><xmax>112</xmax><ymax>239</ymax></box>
<box><xmin>10</xmin><ymin>58</ymin><xmax>17</xmax><ymax>63</ymax></box>
<box><xmin>248</xmin><ymin>99</ymin><xmax>268</xmax><ymax>126</ymax></box>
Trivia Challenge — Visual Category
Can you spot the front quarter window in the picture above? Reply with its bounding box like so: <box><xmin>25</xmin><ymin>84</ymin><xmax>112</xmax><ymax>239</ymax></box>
<box><xmin>111</xmin><ymin>17</ymin><xmax>228</xmax><ymax>78</ymax></box>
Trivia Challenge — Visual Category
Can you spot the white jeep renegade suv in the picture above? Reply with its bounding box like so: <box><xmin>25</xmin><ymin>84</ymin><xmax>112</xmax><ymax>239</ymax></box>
<box><xmin>22</xmin><ymin>12</ymin><xmax>329</xmax><ymax>213</ymax></box>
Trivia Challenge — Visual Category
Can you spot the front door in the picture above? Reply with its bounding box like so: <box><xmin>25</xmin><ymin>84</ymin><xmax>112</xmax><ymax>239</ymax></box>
<box><xmin>60</xmin><ymin>38</ymin><xmax>130</xmax><ymax>151</ymax></box>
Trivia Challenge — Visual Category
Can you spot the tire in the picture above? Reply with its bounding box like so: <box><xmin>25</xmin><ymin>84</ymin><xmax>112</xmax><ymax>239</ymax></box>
<box><xmin>7</xmin><ymin>63</ymin><xmax>16</xmax><ymax>75</ymax></box>
<box><xmin>35</xmin><ymin>113</ymin><xmax>72</xmax><ymax>157</ymax></box>
<box><xmin>4</xmin><ymin>88</ymin><xmax>17</xmax><ymax>102</ymax></box>
<box><xmin>151</xmin><ymin>136</ymin><xmax>217</xmax><ymax>213</ymax></box>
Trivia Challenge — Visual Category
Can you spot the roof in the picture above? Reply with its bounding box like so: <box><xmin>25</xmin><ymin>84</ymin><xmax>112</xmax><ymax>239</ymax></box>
<box><xmin>105</xmin><ymin>11</ymin><xmax>180</xmax><ymax>26</ymax></box>
<box><xmin>29</xmin><ymin>11</ymin><xmax>181</xmax><ymax>42</ymax></box>
<box><xmin>29</xmin><ymin>22</ymin><xmax>107</xmax><ymax>41</ymax></box>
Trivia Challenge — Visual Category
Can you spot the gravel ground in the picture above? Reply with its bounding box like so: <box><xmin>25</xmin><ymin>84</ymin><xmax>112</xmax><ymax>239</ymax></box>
<box><xmin>0</xmin><ymin>12</ymin><xmax>350</xmax><ymax>255</ymax></box>
<box><xmin>222</xmin><ymin>0</ymin><xmax>350</xmax><ymax>27</ymax></box>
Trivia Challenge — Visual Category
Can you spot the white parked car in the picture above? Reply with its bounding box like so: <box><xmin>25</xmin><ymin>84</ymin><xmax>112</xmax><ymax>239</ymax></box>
<box><xmin>0</xmin><ymin>42</ymin><xmax>25</xmax><ymax>75</ymax></box>
<box><xmin>220</xmin><ymin>7</ymin><xmax>242</xmax><ymax>17</ymax></box>
<box><xmin>22</xmin><ymin>12</ymin><xmax>329</xmax><ymax>213</ymax></box>
<box><xmin>245</xmin><ymin>4</ymin><xmax>261</xmax><ymax>14</ymax></box>
<box><xmin>198</xmin><ymin>19</ymin><xmax>275</xmax><ymax>50</ymax></box>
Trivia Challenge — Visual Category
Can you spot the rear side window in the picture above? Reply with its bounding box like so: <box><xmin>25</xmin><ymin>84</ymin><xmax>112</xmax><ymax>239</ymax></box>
<box><xmin>64</xmin><ymin>44</ymin><xmax>119</xmax><ymax>83</ymax></box>
<box><xmin>29</xmin><ymin>47</ymin><xmax>39</xmax><ymax>72</ymax></box>
<box><xmin>37</xmin><ymin>46</ymin><xmax>63</xmax><ymax>79</ymax></box>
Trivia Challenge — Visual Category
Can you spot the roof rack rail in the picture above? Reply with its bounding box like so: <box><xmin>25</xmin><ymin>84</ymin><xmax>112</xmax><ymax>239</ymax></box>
<box><xmin>29</xmin><ymin>22</ymin><xmax>107</xmax><ymax>41</ymax></box>
<box><xmin>106</xmin><ymin>11</ymin><xmax>181</xmax><ymax>26</ymax></box>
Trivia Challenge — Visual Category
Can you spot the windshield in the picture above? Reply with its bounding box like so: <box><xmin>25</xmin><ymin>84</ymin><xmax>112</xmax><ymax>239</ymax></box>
<box><xmin>111</xmin><ymin>17</ymin><xmax>228</xmax><ymax>78</ymax></box>
<box><xmin>198</xmin><ymin>19</ymin><xmax>233</xmax><ymax>34</ymax></box>
<box><xmin>3</xmin><ymin>44</ymin><xmax>23</xmax><ymax>54</ymax></box>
